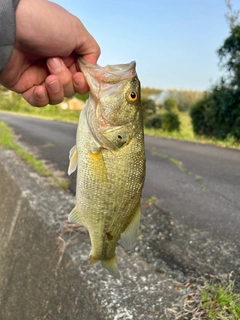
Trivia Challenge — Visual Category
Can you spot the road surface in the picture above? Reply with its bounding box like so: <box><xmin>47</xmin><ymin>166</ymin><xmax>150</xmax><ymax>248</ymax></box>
<box><xmin>1</xmin><ymin>112</ymin><xmax>240</xmax><ymax>279</ymax></box>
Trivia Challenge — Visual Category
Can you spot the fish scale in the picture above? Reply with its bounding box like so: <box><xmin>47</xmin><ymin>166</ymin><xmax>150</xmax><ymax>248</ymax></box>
<box><xmin>68</xmin><ymin>57</ymin><xmax>145</xmax><ymax>278</ymax></box>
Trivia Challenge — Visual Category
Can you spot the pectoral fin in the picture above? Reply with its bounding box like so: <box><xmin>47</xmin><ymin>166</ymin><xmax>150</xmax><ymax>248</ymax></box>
<box><xmin>68</xmin><ymin>206</ymin><xmax>83</xmax><ymax>225</ymax></box>
<box><xmin>88</xmin><ymin>148</ymin><xmax>108</xmax><ymax>183</ymax></box>
<box><xmin>68</xmin><ymin>145</ymin><xmax>78</xmax><ymax>175</ymax></box>
<box><xmin>120</xmin><ymin>204</ymin><xmax>141</xmax><ymax>250</ymax></box>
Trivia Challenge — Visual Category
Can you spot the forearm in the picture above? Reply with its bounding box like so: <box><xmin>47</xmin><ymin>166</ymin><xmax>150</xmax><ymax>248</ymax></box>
<box><xmin>0</xmin><ymin>0</ymin><xmax>20</xmax><ymax>72</ymax></box>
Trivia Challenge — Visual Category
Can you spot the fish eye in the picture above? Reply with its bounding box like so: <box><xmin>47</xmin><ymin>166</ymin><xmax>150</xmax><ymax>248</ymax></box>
<box><xmin>127</xmin><ymin>90</ymin><xmax>138</xmax><ymax>103</ymax></box>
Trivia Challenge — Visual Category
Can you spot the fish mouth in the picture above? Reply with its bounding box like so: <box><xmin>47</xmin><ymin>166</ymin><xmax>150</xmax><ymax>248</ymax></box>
<box><xmin>77</xmin><ymin>57</ymin><xmax>137</xmax><ymax>85</ymax></box>
<box><xmin>78</xmin><ymin>56</ymin><xmax>138</xmax><ymax>122</ymax></box>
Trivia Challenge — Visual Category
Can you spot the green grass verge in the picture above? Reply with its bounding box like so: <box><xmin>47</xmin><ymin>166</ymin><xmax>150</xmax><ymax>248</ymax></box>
<box><xmin>0</xmin><ymin>93</ymin><xmax>80</xmax><ymax>123</ymax></box>
<box><xmin>174</xmin><ymin>277</ymin><xmax>240</xmax><ymax>320</ymax></box>
<box><xmin>0</xmin><ymin>121</ymin><xmax>69</xmax><ymax>189</ymax></box>
<box><xmin>201</xmin><ymin>280</ymin><xmax>240</xmax><ymax>320</ymax></box>
<box><xmin>144</xmin><ymin>112</ymin><xmax>240</xmax><ymax>150</ymax></box>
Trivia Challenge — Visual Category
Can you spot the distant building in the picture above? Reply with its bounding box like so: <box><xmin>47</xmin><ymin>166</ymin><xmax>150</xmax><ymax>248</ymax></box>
<box><xmin>59</xmin><ymin>98</ymin><xmax>85</xmax><ymax>111</ymax></box>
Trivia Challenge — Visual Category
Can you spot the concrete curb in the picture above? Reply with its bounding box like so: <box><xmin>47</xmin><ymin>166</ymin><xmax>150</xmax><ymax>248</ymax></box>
<box><xmin>0</xmin><ymin>149</ymin><xmax>184</xmax><ymax>320</ymax></box>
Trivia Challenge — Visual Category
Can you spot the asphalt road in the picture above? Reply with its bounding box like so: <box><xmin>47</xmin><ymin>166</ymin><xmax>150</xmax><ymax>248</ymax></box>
<box><xmin>1</xmin><ymin>112</ymin><xmax>240</xmax><ymax>275</ymax></box>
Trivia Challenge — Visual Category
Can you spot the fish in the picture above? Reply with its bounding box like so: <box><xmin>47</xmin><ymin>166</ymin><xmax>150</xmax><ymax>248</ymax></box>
<box><xmin>68</xmin><ymin>57</ymin><xmax>145</xmax><ymax>278</ymax></box>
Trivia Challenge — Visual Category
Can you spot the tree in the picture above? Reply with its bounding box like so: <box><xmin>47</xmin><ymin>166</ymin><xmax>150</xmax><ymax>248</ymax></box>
<box><xmin>190</xmin><ymin>1</ymin><xmax>240</xmax><ymax>141</ymax></box>
<box><xmin>218</xmin><ymin>25</ymin><xmax>240</xmax><ymax>86</ymax></box>
<box><xmin>144</xmin><ymin>114</ymin><xmax>162</xmax><ymax>129</ymax></box>
<box><xmin>225</xmin><ymin>0</ymin><xmax>240</xmax><ymax>30</ymax></box>
<box><xmin>190</xmin><ymin>23</ymin><xmax>240</xmax><ymax>141</ymax></box>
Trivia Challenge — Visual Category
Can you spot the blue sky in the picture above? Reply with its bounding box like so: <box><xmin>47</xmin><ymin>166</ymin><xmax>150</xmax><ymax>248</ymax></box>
<box><xmin>53</xmin><ymin>0</ymin><xmax>239</xmax><ymax>91</ymax></box>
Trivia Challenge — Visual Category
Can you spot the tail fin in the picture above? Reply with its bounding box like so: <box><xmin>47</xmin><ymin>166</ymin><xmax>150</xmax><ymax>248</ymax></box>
<box><xmin>101</xmin><ymin>255</ymin><xmax>121</xmax><ymax>279</ymax></box>
<box><xmin>89</xmin><ymin>253</ymin><xmax>121</xmax><ymax>279</ymax></box>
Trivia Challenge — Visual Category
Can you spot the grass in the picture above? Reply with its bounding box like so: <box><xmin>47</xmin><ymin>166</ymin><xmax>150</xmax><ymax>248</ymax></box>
<box><xmin>0</xmin><ymin>121</ymin><xmax>69</xmax><ymax>189</ymax></box>
<box><xmin>0</xmin><ymin>93</ymin><xmax>80</xmax><ymax>123</ymax></box>
<box><xmin>201</xmin><ymin>280</ymin><xmax>240</xmax><ymax>319</ymax></box>
<box><xmin>172</xmin><ymin>276</ymin><xmax>240</xmax><ymax>320</ymax></box>
<box><xmin>144</xmin><ymin>112</ymin><xmax>240</xmax><ymax>150</ymax></box>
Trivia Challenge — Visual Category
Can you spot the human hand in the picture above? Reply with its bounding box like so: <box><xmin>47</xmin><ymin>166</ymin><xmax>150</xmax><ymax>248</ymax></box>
<box><xmin>0</xmin><ymin>0</ymin><xmax>100</xmax><ymax>107</ymax></box>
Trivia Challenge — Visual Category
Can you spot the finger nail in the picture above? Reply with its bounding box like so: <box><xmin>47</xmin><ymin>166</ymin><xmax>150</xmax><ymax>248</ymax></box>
<box><xmin>48</xmin><ymin>79</ymin><xmax>60</xmax><ymax>93</ymax></box>
<box><xmin>47</xmin><ymin>58</ymin><xmax>62</xmax><ymax>73</ymax></box>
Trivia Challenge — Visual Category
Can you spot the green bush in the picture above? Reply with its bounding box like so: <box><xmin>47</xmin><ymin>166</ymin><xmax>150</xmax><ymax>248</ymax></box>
<box><xmin>144</xmin><ymin>114</ymin><xmax>162</xmax><ymax>129</ymax></box>
<box><xmin>142</xmin><ymin>99</ymin><xmax>156</xmax><ymax>120</ymax></box>
<box><xmin>164</xmin><ymin>98</ymin><xmax>179</xmax><ymax>113</ymax></box>
<box><xmin>190</xmin><ymin>93</ymin><xmax>215</xmax><ymax>137</ymax></box>
<box><xmin>190</xmin><ymin>83</ymin><xmax>240</xmax><ymax>141</ymax></box>
<box><xmin>162</xmin><ymin>112</ymin><xmax>180</xmax><ymax>132</ymax></box>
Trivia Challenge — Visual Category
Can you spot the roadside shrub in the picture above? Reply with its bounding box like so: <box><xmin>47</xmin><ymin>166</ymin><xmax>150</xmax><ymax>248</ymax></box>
<box><xmin>162</xmin><ymin>112</ymin><xmax>180</xmax><ymax>132</ymax></box>
<box><xmin>142</xmin><ymin>98</ymin><xmax>156</xmax><ymax>120</ymax></box>
<box><xmin>190</xmin><ymin>83</ymin><xmax>240</xmax><ymax>141</ymax></box>
<box><xmin>190</xmin><ymin>93</ymin><xmax>215</xmax><ymax>137</ymax></box>
<box><xmin>144</xmin><ymin>114</ymin><xmax>162</xmax><ymax>129</ymax></box>
<box><xmin>164</xmin><ymin>98</ymin><xmax>179</xmax><ymax>113</ymax></box>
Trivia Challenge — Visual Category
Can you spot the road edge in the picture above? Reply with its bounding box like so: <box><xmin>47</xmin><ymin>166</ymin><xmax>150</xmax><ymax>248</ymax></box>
<box><xmin>0</xmin><ymin>148</ymin><xmax>185</xmax><ymax>320</ymax></box>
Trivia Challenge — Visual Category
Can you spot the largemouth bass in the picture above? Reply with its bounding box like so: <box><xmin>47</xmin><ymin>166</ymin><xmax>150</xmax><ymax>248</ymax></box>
<box><xmin>68</xmin><ymin>57</ymin><xmax>145</xmax><ymax>278</ymax></box>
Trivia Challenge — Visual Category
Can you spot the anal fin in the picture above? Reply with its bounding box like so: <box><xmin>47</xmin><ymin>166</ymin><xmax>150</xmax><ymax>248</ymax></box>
<box><xmin>120</xmin><ymin>204</ymin><xmax>141</xmax><ymax>250</ymax></box>
<box><xmin>68</xmin><ymin>206</ymin><xmax>83</xmax><ymax>225</ymax></box>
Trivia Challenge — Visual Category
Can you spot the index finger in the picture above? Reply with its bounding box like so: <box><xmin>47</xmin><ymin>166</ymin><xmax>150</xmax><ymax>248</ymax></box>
<box><xmin>74</xmin><ymin>29</ymin><xmax>101</xmax><ymax>66</ymax></box>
